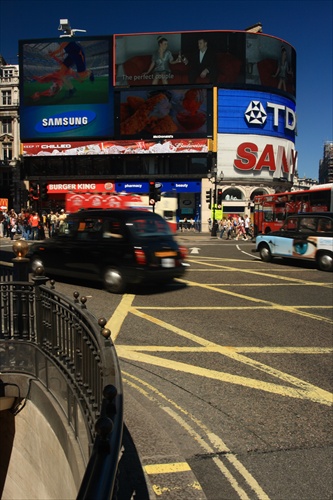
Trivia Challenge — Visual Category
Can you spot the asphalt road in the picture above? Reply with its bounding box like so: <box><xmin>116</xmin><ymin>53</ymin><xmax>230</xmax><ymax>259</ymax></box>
<box><xmin>1</xmin><ymin>234</ymin><xmax>332</xmax><ymax>499</ymax></box>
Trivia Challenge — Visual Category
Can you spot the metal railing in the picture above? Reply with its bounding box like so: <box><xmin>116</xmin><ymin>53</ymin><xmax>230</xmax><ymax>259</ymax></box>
<box><xmin>0</xmin><ymin>257</ymin><xmax>123</xmax><ymax>499</ymax></box>
<box><xmin>0</xmin><ymin>261</ymin><xmax>13</xmax><ymax>282</ymax></box>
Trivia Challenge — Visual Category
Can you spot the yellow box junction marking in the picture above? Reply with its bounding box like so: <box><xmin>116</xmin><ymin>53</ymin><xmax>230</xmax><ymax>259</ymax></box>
<box><xmin>108</xmin><ymin>263</ymin><xmax>332</xmax><ymax>500</ymax></box>
<box><xmin>124</xmin><ymin>372</ymin><xmax>269</xmax><ymax>500</ymax></box>
<box><xmin>144</xmin><ymin>462</ymin><xmax>191</xmax><ymax>474</ymax></box>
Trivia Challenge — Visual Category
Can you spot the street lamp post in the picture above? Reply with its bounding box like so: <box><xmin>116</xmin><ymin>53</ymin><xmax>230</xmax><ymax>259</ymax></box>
<box><xmin>207</xmin><ymin>168</ymin><xmax>224</xmax><ymax>236</ymax></box>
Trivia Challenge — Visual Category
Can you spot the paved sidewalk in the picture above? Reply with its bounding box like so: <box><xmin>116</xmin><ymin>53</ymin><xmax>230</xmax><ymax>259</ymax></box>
<box><xmin>174</xmin><ymin>230</ymin><xmax>255</xmax><ymax>243</ymax></box>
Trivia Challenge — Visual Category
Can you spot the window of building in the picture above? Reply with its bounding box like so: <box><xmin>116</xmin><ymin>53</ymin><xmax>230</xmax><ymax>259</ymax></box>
<box><xmin>0</xmin><ymin>171</ymin><xmax>11</xmax><ymax>187</ymax></box>
<box><xmin>1</xmin><ymin>90</ymin><xmax>12</xmax><ymax>106</ymax></box>
<box><xmin>168</xmin><ymin>155</ymin><xmax>208</xmax><ymax>176</ymax></box>
<box><xmin>223</xmin><ymin>188</ymin><xmax>244</xmax><ymax>201</ymax></box>
<box><xmin>2</xmin><ymin>143</ymin><xmax>12</xmax><ymax>161</ymax></box>
<box><xmin>2</xmin><ymin>69</ymin><xmax>14</xmax><ymax>78</ymax></box>
<box><xmin>1</xmin><ymin>118</ymin><xmax>12</xmax><ymax>134</ymax></box>
<box><xmin>250</xmin><ymin>188</ymin><xmax>268</xmax><ymax>200</ymax></box>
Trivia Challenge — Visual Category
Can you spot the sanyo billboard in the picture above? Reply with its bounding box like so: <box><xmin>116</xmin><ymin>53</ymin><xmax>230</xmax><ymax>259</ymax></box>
<box><xmin>217</xmin><ymin>134</ymin><xmax>297</xmax><ymax>182</ymax></box>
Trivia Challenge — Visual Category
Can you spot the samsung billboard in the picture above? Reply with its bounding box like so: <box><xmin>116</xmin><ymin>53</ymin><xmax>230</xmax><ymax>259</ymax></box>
<box><xmin>114</xmin><ymin>31</ymin><xmax>296</xmax><ymax>99</ymax></box>
<box><xmin>19</xmin><ymin>36</ymin><xmax>113</xmax><ymax>141</ymax></box>
<box><xmin>218</xmin><ymin>89</ymin><xmax>296</xmax><ymax>141</ymax></box>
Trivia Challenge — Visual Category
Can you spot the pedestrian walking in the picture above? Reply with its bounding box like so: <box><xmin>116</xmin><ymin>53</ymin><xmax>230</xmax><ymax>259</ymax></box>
<box><xmin>218</xmin><ymin>218</ymin><xmax>227</xmax><ymax>239</ymax></box>
<box><xmin>225</xmin><ymin>218</ymin><xmax>233</xmax><ymax>240</ymax></box>
<box><xmin>235</xmin><ymin>216</ymin><xmax>248</xmax><ymax>240</ymax></box>
<box><xmin>30</xmin><ymin>212</ymin><xmax>40</xmax><ymax>240</ymax></box>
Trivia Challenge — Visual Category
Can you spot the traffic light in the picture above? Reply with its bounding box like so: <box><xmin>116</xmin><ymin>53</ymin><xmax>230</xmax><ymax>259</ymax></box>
<box><xmin>206</xmin><ymin>189</ymin><xmax>212</xmax><ymax>208</ymax></box>
<box><xmin>217</xmin><ymin>189</ymin><xmax>223</xmax><ymax>206</ymax></box>
<box><xmin>149</xmin><ymin>181</ymin><xmax>156</xmax><ymax>205</ymax></box>
<box><xmin>155</xmin><ymin>185</ymin><xmax>161</xmax><ymax>202</ymax></box>
<box><xmin>40</xmin><ymin>183</ymin><xmax>49</xmax><ymax>201</ymax></box>
<box><xmin>149</xmin><ymin>181</ymin><xmax>162</xmax><ymax>203</ymax></box>
<box><xmin>29</xmin><ymin>182</ymin><xmax>39</xmax><ymax>201</ymax></box>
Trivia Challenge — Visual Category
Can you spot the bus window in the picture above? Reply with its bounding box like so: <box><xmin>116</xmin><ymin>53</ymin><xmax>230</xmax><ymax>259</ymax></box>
<box><xmin>310</xmin><ymin>190</ymin><xmax>330</xmax><ymax>210</ymax></box>
<box><xmin>263</xmin><ymin>210</ymin><xmax>273</xmax><ymax>222</ymax></box>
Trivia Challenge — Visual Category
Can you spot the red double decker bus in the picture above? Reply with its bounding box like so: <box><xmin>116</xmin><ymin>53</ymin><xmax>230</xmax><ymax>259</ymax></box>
<box><xmin>254</xmin><ymin>184</ymin><xmax>333</xmax><ymax>235</ymax></box>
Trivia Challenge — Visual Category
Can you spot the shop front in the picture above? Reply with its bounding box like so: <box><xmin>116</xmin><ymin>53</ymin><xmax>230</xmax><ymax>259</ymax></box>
<box><xmin>39</xmin><ymin>178</ymin><xmax>203</xmax><ymax>230</ymax></box>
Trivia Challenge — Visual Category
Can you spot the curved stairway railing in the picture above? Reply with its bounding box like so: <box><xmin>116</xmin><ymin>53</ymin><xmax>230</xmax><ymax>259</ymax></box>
<box><xmin>0</xmin><ymin>246</ymin><xmax>123</xmax><ymax>500</ymax></box>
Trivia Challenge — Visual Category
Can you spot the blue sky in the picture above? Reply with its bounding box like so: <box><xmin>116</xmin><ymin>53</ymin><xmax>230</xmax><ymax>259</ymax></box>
<box><xmin>0</xmin><ymin>0</ymin><xmax>332</xmax><ymax>180</ymax></box>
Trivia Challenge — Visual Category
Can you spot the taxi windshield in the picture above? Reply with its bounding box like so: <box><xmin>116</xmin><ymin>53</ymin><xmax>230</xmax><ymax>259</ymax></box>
<box><xmin>126</xmin><ymin>215</ymin><xmax>171</xmax><ymax>237</ymax></box>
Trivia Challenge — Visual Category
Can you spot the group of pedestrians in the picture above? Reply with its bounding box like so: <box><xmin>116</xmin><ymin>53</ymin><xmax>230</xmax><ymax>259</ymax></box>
<box><xmin>217</xmin><ymin>215</ymin><xmax>253</xmax><ymax>240</ymax></box>
<box><xmin>179</xmin><ymin>217</ymin><xmax>196</xmax><ymax>232</ymax></box>
<box><xmin>0</xmin><ymin>208</ymin><xmax>67</xmax><ymax>241</ymax></box>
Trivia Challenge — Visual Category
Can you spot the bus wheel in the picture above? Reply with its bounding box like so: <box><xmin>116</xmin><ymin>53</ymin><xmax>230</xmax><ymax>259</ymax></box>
<box><xmin>259</xmin><ymin>244</ymin><xmax>272</xmax><ymax>263</ymax></box>
<box><xmin>317</xmin><ymin>252</ymin><xmax>333</xmax><ymax>272</ymax></box>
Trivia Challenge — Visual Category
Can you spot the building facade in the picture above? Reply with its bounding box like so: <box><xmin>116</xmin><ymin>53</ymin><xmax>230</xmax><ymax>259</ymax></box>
<box><xmin>1</xmin><ymin>28</ymin><xmax>308</xmax><ymax>229</ymax></box>
<box><xmin>0</xmin><ymin>56</ymin><xmax>21</xmax><ymax>212</ymax></box>
<box><xmin>319</xmin><ymin>141</ymin><xmax>333</xmax><ymax>184</ymax></box>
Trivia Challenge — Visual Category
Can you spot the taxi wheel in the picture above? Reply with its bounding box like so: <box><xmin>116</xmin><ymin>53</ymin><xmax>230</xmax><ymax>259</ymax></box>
<box><xmin>259</xmin><ymin>244</ymin><xmax>272</xmax><ymax>262</ymax></box>
<box><xmin>30</xmin><ymin>255</ymin><xmax>45</xmax><ymax>274</ymax></box>
<box><xmin>317</xmin><ymin>252</ymin><xmax>333</xmax><ymax>272</ymax></box>
<box><xmin>103</xmin><ymin>267</ymin><xmax>126</xmax><ymax>294</ymax></box>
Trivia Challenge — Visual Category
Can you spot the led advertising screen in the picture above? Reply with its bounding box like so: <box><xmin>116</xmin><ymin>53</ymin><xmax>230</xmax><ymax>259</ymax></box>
<box><xmin>218</xmin><ymin>89</ymin><xmax>296</xmax><ymax>141</ymax></box>
<box><xmin>19</xmin><ymin>36</ymin><xmax>113</xmax><ymax>141</ymax></box>
<box><xmin>114</xmin><ymin>31</ymin><xmax>296</xmax><ymax>98</ymax></box>
<box><xmin>217</xmin><ymin>134</ymin><xmax>297</xmax><ymax>182</ymax></box>
<box><xmin>115</xmin><ymin>87</ymin><xmax>212</xmax><ymax>139</ymax></box>
<box><xmin>22</xmin><ymin>138</ymin><xmax>208</xmax><ymax>156</ymax></box>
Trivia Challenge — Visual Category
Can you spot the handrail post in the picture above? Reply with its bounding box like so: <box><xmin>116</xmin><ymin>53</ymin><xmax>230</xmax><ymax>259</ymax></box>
<box><xmin>12</xmin><ymin>240</ymin><xmax>30</xmax><ymax>282</ymax></box>
<box><xmin>32</xmin><ymin>268</ymin><xmax>49</xmax><ymax>345</ymax></box>
<box><xmin>11</xmin><ymin>241</ymin><xmax>30</xmax><ymax>337</ymax></box>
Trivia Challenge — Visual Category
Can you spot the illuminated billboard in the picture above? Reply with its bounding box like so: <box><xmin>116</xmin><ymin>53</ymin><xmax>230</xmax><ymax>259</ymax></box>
<box><xmin>22</xmin><ymin>138</ymin><xmax>208</xmax><ymax>156</ymax></box>
<box><xmin>115</xmin><ymin>87</ymin><xmax>212</xmax><ymax>139</ymax></box>
<box><xmin>114</xmin><ymin>31</ymin><xmax>296</xmax><ymax>98</ymax></box>
<box><xmin>218</xmin><ymin>89</ymin><xmax>296</xmax><ymax>141</ymax></box>
<box><xmin>217</xmin><ymin>134</ymin><xmax>297</xmax><ymax>182</ymax></box>
<box><xmin>19</xmin><ymin>36</ymin><xmax>113</xmax><ymax>140</ymax></box>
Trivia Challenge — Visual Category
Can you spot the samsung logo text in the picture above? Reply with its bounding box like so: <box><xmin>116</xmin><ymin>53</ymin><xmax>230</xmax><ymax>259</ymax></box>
<box><xmin>35</xmin><ymin>111</ymin><xmax>96</xmax><ymax>133</ymax></box>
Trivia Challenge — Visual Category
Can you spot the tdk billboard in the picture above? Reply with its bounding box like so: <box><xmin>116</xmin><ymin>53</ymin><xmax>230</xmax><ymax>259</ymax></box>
<box><xmin>217</xmin><ymin>89</ymin><xmax>296</xmax><ymax>142</ymax></box>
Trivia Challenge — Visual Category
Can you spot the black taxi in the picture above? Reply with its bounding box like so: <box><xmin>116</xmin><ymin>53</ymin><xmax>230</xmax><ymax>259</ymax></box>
<box><xmin>27</xmin><ymin>209</ymin><xmax>188</xmax><ymax>293</ymax></box>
